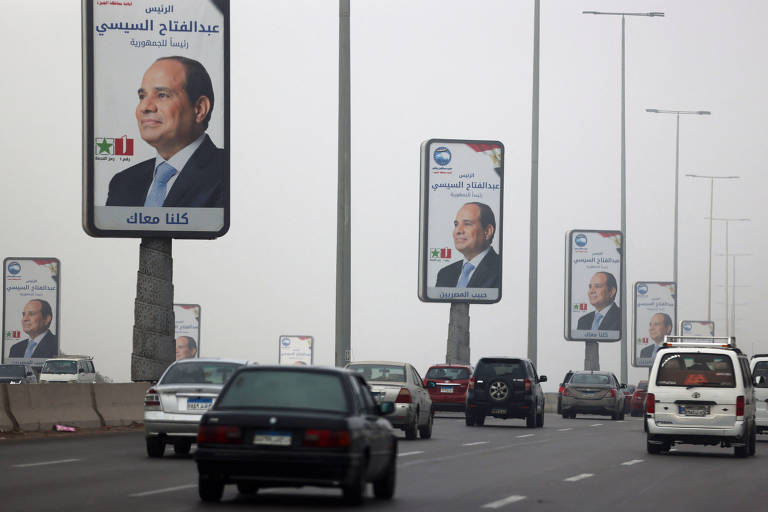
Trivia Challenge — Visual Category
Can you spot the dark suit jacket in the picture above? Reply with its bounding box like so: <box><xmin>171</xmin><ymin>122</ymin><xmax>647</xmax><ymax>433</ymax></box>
<box><xmin>577</xmin><ymin>303</ymin><xmax>621</xmax><ymax>330</ymax></box>
<box><xmin>435</xmin><ymin>247</ymin><xmax>500</xmax><ymax>288</ymax></box>
<box><xmin>639</xmin><ymin>343</ymin><xmax>660</xmax><ymax>359</ymax></box>
<box><xmin>8</xmin><ymin>331</ymin><xmax>58</xmax><ymax>359</ymax></box>
<box><xmin>106</xmin><ymin>135</ymin><xmax>225</xmax><ymax>207</ymax></box>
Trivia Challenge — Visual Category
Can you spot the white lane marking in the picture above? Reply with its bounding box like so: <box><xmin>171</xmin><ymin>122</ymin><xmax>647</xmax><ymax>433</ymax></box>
<box><xmin>590</xmin><ymin>423</ymin><xmax>603</xmax><ymax>427</ymax></box>
<box><xmin>557</xmin><ymin>428</ymin><xmax>572</xmax><ymax>431</ymax></box>
<box><xmin>621</xmin><ymin>459</ymin><xmax>644</xmax><ymax>466</ymax></box>
<box><xmin>463</xmin><ymin>441</ymin><xmax>489</xmax><ymax>446</ymax></box>
<box><xmin>398</xmin><ymin>451</ymin><xmax>424</xmax><ymax>457</ymax></box>
<box><xmin>516</xmin><ymin>434</ymin><xmax>535</xmax><ymax>438</ymax></box>
<box><xmin>129</xmin><ymin>484</ymin><xmax>196</xmax><ymax>497</ymax></box>
<box><xmin>564</xmin><ymin>473</ymin><xmax>594</xmax><ymax>482</ymax></box>
<box><xmin>483</xmin><ymin>495</ymin><xmax>526</xmax><ymax>508</ymax></box>
<box><xmin>669</xmin><ymin>448</ymin><xmax>678</xmax><ymax>452</ymax></box>
<box><xmin>13</xmin><ymin>458</ymin><xmax>80</xmax><ymax>468</ymax></box>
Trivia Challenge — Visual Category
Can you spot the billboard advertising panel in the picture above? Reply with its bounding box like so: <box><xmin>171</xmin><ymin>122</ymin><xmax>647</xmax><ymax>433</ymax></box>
<box><xmin>83</xmin><ymin>0</ymin><xmax>230</xmax><ymax>238</ymax></box>
<box><xmin>174</xmin><ymin>304</ymin><xmax>200</xmax><ymax>360</ymax></box>
<box><xmin>679</xmin><ymin>320</ymin><xmax>715</xmax><ymax>337</ymax></box>
<box><xmin>418</xmin><ymin>139</ymin><xmax>504</xmax><ymax>304</ymax></box>
<box><xmin>633</xmin><ymin>282</ymin><xmax>677</xmax><ymax>367</ymax></box>
<box><xmin>565</xmin><ymin>230</ymin><xmax>623</xmax><ymax>342</ymax></box>
<box><xmin>3</xmin><ymin>258</ymin><xmax>61</xmax><ymax>365</ymax></box>
<box><xmin>278</xmin><ymin>336</ymin><xmax>313</xmax><ymax>366</ymax></box>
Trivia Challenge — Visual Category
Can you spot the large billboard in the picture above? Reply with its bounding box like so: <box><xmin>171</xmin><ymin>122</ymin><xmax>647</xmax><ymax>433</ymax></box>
<box><xmin>418</xmin><ymin>139</ymin><xmax>504</xmax><ymax>304</ymax></box>
<box><xmin>3</xmin><ymin>258</ymin><xmax>61</xmax><ymax>365</ymax></box>
<box><xmin>679</xmin><ymin>320</ymin><xmax>715</xmax><ymax>337</ymax></box>
<box><xmin>278</xmin><ymin>335</ymin><xmax>313</xmax><ymax>366</ymax></box>
<box><xmin>174</xmin><ymin>304</ymin><xmax>200</xmax><ymax>360</ymax></box>
<box><xmin>565</xmin><ymin>230</ymin><xmax>623</xmax><ymax>342</ymax></box>
<box><xmin>83</xmin><ymin>0</ymin><xmax>230</xmax><ymax>238</ymax></box>
<box><xmin>633</xmin><ymin>282</ymin><xmax>677</xmax><ymax>367</ymax></box>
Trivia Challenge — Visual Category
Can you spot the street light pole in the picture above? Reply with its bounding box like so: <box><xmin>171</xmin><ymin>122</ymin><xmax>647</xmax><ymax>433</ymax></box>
<box><xmin>708</xmin><ymin>217</ymin><xmax>750</xmax><ymax>336</ymax></box>
<box><xmin>583</xmin><ymin>10</ymin><xmax>664</xmax><ymax>383</ymax></box>
<box><xmin>645</xmin><ymin>109</ymin><xmax>711</xmax><ymax>287</ymax></box>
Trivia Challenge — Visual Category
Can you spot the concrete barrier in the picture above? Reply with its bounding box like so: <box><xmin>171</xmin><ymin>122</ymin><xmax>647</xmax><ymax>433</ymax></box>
<box><xmin>6</xmin><ymin>383</ymin><xmax>102</xmax><ymax>431</ymax></box>
<box><xmin>0</xmin><ymin>384</ymin><xmax>17</xmax><ymax>432</ymax></box>
<box><xmin>544</xmin><ymin>392</ymin><xmax>558</xmax><ymax>413</ymax></box>
<box><xmin>93</xmin><ymin>383</ymin><xmax>149</xmax><ymax>426</ymax></box>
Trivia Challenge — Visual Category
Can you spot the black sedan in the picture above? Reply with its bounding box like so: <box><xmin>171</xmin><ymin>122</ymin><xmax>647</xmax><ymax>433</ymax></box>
<box><xmin>195</xmin><ymin>365</ymin><xmax>397</xmax><ymax>504</ymax></box>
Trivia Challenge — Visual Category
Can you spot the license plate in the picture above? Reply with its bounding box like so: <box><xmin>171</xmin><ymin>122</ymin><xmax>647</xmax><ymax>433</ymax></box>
<box><xmin>253</xmin><ymin>431</ymin><xmax>292</xmax><ymax>446</ymax></box>
<box><xmin>370</xmin><ymin>392</ymin><xmax>382</xmax><ymax>402</ymax></box>
<box><xmin>440</xmin><ymin>386</ymin><xmax>453</xmax><ymax>393</ymax></box>
<box><xmin>680</xmin><ymin>405</ymin><xmax>709</xmax><ymax>417</ymax></box>
<box><xmin>186</xmin><ymin>397</ymin><xmax>213</xmax><ymax>410</ymax></box>
<box><xmin>491</xmin><ymin>408</ymin><xmax>506</xmax><ymax>415</ymax></box>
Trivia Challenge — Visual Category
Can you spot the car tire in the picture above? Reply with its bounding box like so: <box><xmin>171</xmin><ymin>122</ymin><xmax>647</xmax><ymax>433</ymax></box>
<box><xmin>562</xmin><ymin>413</ymin><xmax>569</xmax><ymax>420</ymax></box>
<box><xmin>749</xmin><ymin>423</ymin><xmax>757</xmax><ymax>456</ymax></box>
<box><xmin>373</xmin><ymin>449</ymin><xmax>396</xmax><ymax>500</ymax></box>
<box><xmin>237</xmin><ymin>482</ymin><xmax>259</xmax><ymax>495</ymax></box>
<box><xmin>146</xmin><ymin>436</ymin><xmax>164</xmax><ymax>458</ymax></box>
<box><xmin>611</xmin><ymin>409</ymin><xmax>619</xmax><ymax>421</ymax></box>
<box><xmin>173</xmin><ymin>440</ymin><xmax>192</xmax><ymax>455</ymax></box>
<box><xmin>342</xmin><ymin>466</ymin><xmax>367</xmax><ymax>505</ymax></box>
<box><xmin>619</xmin><ymin>409</ymin><xmax>625</xmax><ymax>421</ymax></box>
<box><xmin>476</xmin><ymin>415</ymin><xmax>485</xmax><ymax>426</ymax></box>
<box><xmin>526</xmin><ymin>406</ymin><xmax>537</xmax><ymax>428</ymax></box>
<box><xmin>404</xmin><ymin>415</ymin><xmax>418</xmax><ymax>440</ymax></box>
<box><xmin>537</xmin><ymin>409</ymin><xmax>544</xmax><ymax>428</ymax></box>
<box><xmin>418</xmin><ymin>409</ymin><xmax>433</xmax><ymax>439</ymax></box>
<box><xmin>646</xmin><ymin>437</ymin><xmax>662</xmax><ymax>455</ymax></box>
<box><xmin>465</xmin><ymin>413</ymin><xmax>475</xmax><ymax>426</ymax></box>
<box><xmin>199</xmin><ymin>474</ymin><xmax>224</xmax><ymax>502</ymax></box>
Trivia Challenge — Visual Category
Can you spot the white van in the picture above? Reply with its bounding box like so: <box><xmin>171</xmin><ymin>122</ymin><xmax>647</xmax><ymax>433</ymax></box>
<box><xmin>749</xmin><ymin>354</ymin><xmax>768</xmax><ymax>434</ymax></box>
<box><xmin>645</xmin><ymin>337</ymin><xmax>756</xmax><ymax>457</ymax></box>
<box><xmin>39</xmin><ymin>356</ymin><xmax>97</xmax><ymax>384</ymax></box>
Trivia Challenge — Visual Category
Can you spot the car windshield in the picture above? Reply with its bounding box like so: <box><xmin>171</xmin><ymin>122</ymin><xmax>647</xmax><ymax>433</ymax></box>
<box><xmin>656</xmin><ymin>353</ymin><xmax>736</xmax><ymax>388</ymax></box>
<box><xmin>160</xmin><ymin>362</ymin><xmax>242</xmax><ymax>385</ymax></box>
<box><xmin>637</xmin><ymin>381</ymin><xmax>648</xmax><ymax>391</ymax></box>
<box><xmin>42</xmin><ymin>361</ymin><xmax>77</xmax><ymax>374</ymax></box>
<box><xmin>347</xmin><ymin>364</ymin><xmax>406</xmax><ymax>383</ymax></box>
<box><xmin>216</xmin><ymin>370</ymin><xmax>349</xmax><ymax>413</ymax></box>
<box><xmin>571</xmin><ymin>373</ymin><xmax>610</xmax><ymax>385</ymax></box>
<box><xmin>753</xmin><ymin>361</ymin><xmax>768</xmax><ymax>388</ymax></box>
<box><xmin>476</xmin><ymin>360</ymin><xmax>524</xmax><ymax>378</ymax></box>
<box><xmin>426</xmin><ymin>367</ymin><xmax>470</xmax><ymax>380</ymax></box>
<box><xmin>0</xmin><ymin>365</ymin><xmax>25</xmax><ymax>378</ymax></box>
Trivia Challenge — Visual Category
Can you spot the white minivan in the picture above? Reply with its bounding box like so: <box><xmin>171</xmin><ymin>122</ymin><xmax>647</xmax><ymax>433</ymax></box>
<box><xmin>645</xmin><ymin>337</ymin><xmax>756</xmax><ymax>457</ymax></box>
<box><xmin>39</xmin><ymin>356</ymin><xmax>97</xmax><ymax>384</ymax></box>
<box><xmin>749</xmin><ymin>354</ymin><xmax>768</xmax><ymax>434</ymax></box>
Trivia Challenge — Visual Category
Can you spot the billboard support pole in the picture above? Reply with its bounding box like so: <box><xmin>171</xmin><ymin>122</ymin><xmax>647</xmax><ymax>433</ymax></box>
<box><xmin>131</xmin><ymin>238</ymin><xmax>175</xmax><ymax>381</ymax></box>
<box><xmin>584</xmin><ymin>341</ymin><xmax>599</xmax><ymax>371</ymax></box>
<box><xmin>446</xmin><ymin>303</ymin><xmax>470</xmax><ymax>365</ymax></box>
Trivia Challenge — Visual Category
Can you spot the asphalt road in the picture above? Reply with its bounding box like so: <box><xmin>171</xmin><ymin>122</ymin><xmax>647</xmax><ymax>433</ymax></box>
<box><xmin>2</xmin><ymin>413</ymin><xmax>767</xmax><ymax>511</ymax></box>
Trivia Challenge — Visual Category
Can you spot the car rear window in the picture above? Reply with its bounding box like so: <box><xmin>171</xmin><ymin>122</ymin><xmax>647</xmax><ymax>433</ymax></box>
<box><xmin>347</xmin><ymin>364</ymin><xmax>406</xmax><ymax>383</ymax></box>
<box><xmin>476</xmin><ymin>360</ymin><xmax>524</xmax><ymax>378</ymax></box>
<box><xmin>216</xmin><ymin>370</ymin><xmax>349</xmax><ymax>413</ymax></box>
<box><xmin>42</xmin><ymin>361</ymin><xmax>77</xmax><ymax>374</ymax></box>
<box><xmin>637</xmin><ymin>381</ymin><xmax>648</xmax><ymax>391</ymax></box>
<box><xmin>160</xmin><ymin>362</ymin><xmax>242</xmax><ymax>385</ymax></box>
<box><xmin>571</xmin><ymin>373</ymin><xmax>610</xmax><ymax>385</ymax></box>
<box><xmin>426</xmin><ymin>367</ymin><xmax>470</xmax><ymax>380</ymax></box>
<box><xmin>753</xmin><ymin>361</ymin><xmax>768</xmax><ymax>388</ymax></box>
<box><xmin>656</xmin><ymin>353</ymin><xmax>736</xmax><ymax>388</ymax></box>
<box><xmin>0</xmin><ymin>365</ymin><xmax>25</xmax><ymax>378</ymax></box>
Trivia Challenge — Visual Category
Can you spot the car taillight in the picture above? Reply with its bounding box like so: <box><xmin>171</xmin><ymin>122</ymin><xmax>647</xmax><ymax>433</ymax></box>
<box><xmin>609</xmin><ymin>389</ymin><xmax>616</xmax><ymax>398</ymax></box>
<box><xmin>468</xmin><ymin>377</ymin><xmax>476</xmax><ymax>391</ymax></box>
<box><xmin>558</xmin><ymin>385</ymin><xmax>565</xmax><ymax>395</ymax></box>
<box><xmin>197</xmin><ymin>425</ymin><xmax>242</xmax><ymax>444</ymax></box>
<box><xmin>144</xmin><ymin>388</ymin><xmax>160</xmax><ymax>409</ymax></box>
<box><xmin>303</xmin><ymin>429</ymin><xmax>351</xmax><ymax>448</ymax></box>
<box><xmin>396</xmin><ymin>388</ymin><xmax>412</xmax><ymax>403</ymax></box>
<box><xmin>736</xmin><ymin>395</ymin><xmax>745</xmax><ymax>417</ymax></box>
<box><xmin>645</xmin><ymin>393</ymin><xmax>655</xmax><ymax>414</ymax></box>
<box><xmin>524</xmin><ymin>378</ymin><xmax>532</xmax><ymax>393</ymax></box>
<box><xmin>562</xmin><ymin>387</ymin><xmax>568</xmax><ymax>397</ymax></box>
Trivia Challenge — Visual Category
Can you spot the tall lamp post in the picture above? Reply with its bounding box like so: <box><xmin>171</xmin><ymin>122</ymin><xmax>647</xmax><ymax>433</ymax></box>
<box><xmin>686</xmin><ymin>174</ymin><xmax>740</xmax><ymax>321</ymax></box>
<box><xmin>645</xmin><ymin>109</ymin><xmax>711</xmax><ymax>287</ymax></box>
<box><xmin>709</xmin><ymin>218</ymin><xmax>750</xmax><ymax>336</ymax></box>
<box><xmin>583</xmin><ymin>10</ymin><xmax>664</xmax><ymax>383</ymax></box>
<box><xmin>717</xmin><ymin>253</ymin><xmax>751</xmax><ymax>337</ymax></box>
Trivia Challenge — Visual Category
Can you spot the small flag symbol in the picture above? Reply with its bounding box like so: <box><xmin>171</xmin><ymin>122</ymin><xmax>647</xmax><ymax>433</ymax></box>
<box><xmin>114</xmin><ymin>135</ymin><xmax>134</xmax><ymax>155</ymax></box>
<box><xmin>440</xmin><ymin>248</ymin><xmax>451</xmax><ymax>259</ymax></box>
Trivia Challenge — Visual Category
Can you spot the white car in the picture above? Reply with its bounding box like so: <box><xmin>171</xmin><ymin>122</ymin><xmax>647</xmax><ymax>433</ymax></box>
<box><xmin>750</xmin><ymin>354</ymin><xmax>768</xmax><ymax>434</ymax></box>
<box><xmin>645</xmin><ymin>337</ymin><xmax>756</xmax><ymax>457</ymax></box>
<box><xmin>39</xmin><ymin>356</ymin><xmax>96</xmax><ymax>383</ymax></box>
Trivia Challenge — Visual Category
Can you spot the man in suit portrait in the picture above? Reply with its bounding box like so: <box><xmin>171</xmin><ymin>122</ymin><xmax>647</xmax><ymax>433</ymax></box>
<box><xmin>640</xmin><ymin>312</ymin><xmax>673</xmax><ymax>359</ymax></box>
<box><xmin>577</xmin><ymin>271</ymin><xmax>621</xmax><ymax>330</ymax></box>
<box><xmin>435</xmin><ymin>202</ymin><xmax>500</xmax><ymax>288</ymax></box>
<box><xmin>106</xmin><ymin>56</ymin><xmax>224</xmax><ymax>207</ymax></box>
<box><xmin>175</xmin><ymin>336</ymin><xmax>198</xmax><ymax>360</ymax></box>
<box><xmin>9</xmin><ymin>299</ymin><xmax>58</xmax><ymax>359</ymax></box>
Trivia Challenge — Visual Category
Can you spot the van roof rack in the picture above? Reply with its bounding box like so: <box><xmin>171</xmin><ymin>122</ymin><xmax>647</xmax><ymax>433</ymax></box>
<box><xmin>660</xmin><ymin>335</ymin><xmax>738</xmax><ymax>350</ymax></box>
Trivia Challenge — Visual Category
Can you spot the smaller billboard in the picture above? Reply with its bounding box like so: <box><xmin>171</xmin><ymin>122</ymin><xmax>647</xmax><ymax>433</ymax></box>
<box><xmin>565</xmin><ymin>230</ymin><xmax>623</xmax><ymax>342</ymax></box>
<box><xmin>3</xmin><ymin>258</ymin><xmax>61</xmax><ymax>365</ymax></box>
<box><xmin>633</xmin><ymin>282</ymin><xmax>677</xmax><ymax>367</ymax></box>
<box><xmin>679</xmin><ymin>320</ymin><xmax>715</xmax><ymax>337</ymax></box>
<box><xmin>174</xmin><ymin>304</ymin><xmax>200</xmax><ymax>360</ymax></box>
<box><xmin>278</xmin><ymin>335</ymin><xmax>313</xmax><ymax>366</ymax></box>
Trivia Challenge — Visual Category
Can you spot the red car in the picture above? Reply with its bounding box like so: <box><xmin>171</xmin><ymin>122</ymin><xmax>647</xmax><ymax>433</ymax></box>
<box><xmin>622</xmin><ymin>383</ymin><xmax>636</xmax><ymax>413</ymax></box>
<box><xmin>424</xmin><ymin>364</ymin><xmax>473</xmax><ymax>412</ymax></box>
<box><xmin>630</xmin><ymin>380</ymin><xmax>648</xmax><ymax>417</ymax></box>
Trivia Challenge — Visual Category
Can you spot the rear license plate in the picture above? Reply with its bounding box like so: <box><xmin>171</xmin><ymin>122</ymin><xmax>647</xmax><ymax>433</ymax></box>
<box><xmin>491</xmin><ymin>408</ymin><xmax>506</xmax><ymax>415</ymax></box>
<box><xmin>186</xmin><ymin>398</ymin><xmax>213</xmax><ymax>411</ymax></box>
<box><xmin>253</xmin><ymin>431</ymin><xmax>292</xmax><ymax>446</ymax></box>
<box><xmin>440</xmin><ymin>386</ymin><xmax>453</xmax><ymax>393</ymax></box>
<box><xmin>680</xmin><ymin>405</ymin><xmax>709</xmax><ymax>417</ymax></box>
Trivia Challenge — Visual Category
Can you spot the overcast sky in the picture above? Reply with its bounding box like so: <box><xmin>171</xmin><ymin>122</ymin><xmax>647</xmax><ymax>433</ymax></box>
<box><xmin>1</xmin><ymin>0</ymin><xmax>766</xmax><ymax>388</ymax></box>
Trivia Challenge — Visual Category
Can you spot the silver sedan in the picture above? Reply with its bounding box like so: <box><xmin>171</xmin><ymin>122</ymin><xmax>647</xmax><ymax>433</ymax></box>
<box><xmin>560</xmin><ymin>370</ymin><xmax>626</xmax><ymax>420</ymax></box>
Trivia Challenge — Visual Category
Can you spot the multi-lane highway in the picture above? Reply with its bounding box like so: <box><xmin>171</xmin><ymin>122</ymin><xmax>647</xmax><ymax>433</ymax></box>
<box><xmin>2</xmin><ymin>413</ymin><xmax>766</xmax><ymax>511</ymax></box>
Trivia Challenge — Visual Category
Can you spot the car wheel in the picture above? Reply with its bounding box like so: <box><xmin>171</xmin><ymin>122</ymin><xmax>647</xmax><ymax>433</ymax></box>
<box><xmin>749</xmin><ymin>423</ymin><xmax>757</xmax><ymax>457</ymax></box>
<box><xmin>373</xmin><ymin>448</ymin><xmax>396</xmax><ymax>500</ymax></box>
<box><xmin>237</xmin><ymin>482</ymin><xmax>259</xmax><ymax>495</ymax></box>
<box><xmin>198</xmin><ymin>474</ymin><xmax>224</xmax><ymax>502</ymax></box>
<box><xmin>476</xmin><ymin>415</ymin><xmax>485</xmax><ymax>426</ymax></box>
<box><xmin>526</xmin><ymin>406</ymin><xmax>537</xmax><ymax>428</ymax></box>
<box><xmin>488</xmin><ymin>379</ymin><xmax>510</xmax><ymax>402</ymax></box>
<box><xmin>561</xmin><ymin>413</ymin><xmax>569</xmax><ymax>420</ymax></box>
<box><xmin>342</xmin><ymin>465</ymin><xmax>367</xmax><ymax>504</ymax></box>
<box><xmin>537</xmin><ymin>409</ymin><xmax>544</xmax><ymax>428</ymax></box>
<box><xmin>146</xmin><ymin>436</ymin><xmax>164</xmax><ymax>458</ymax></box>
<box><xmin>418</xmin><ymin>409</ymin><xmax>433</xmax><ymax>439</ymax></box>
<box><xmin>646</xmin><ymin>437</ymin><xmax>662</xmax><ymax>455</ymax></box>
<box><xmin>404</xmin><ymin>415</ymin><xmax>418</xmax><ymax>440</ymax></box>
<box><xmin>465</xmin><ymin>413</ymin><xmax>475</xmax><ymax>426</ymax></box>
<box><xmin>611</xmin><ymin>409</ymin><xmax>619</xmax><ymax>421</ymax></box>
<box><xmin>173</xmin><ymin>440</ymin><xmax>192</xmax><ymax>455</ymax></box>
<box><xmin>619</xmin><ymin>409</ymin><xmax>625</xmax><ymax>421</ymax></box>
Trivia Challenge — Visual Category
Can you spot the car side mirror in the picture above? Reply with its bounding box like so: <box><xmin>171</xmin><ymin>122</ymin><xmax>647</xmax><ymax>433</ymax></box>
<box><xmin>378</xmin><ymin>402</ymin><xmax>395</xmax><ymax>415</ymax></box>
<box><xmin>78</xmin><ymin>368</ymin><xmax>85</xmax><ymax>374</ymax></box>
<box><xmin>621</xmin><ymin>383</ymin><xmax>627</xmax><ymax>389</ymax></box>
<box><xmin>539</xmin><ymin>375</ymin><xmax>547</xmax><ymax>383</ymax></box>
<box><xmin>426</xmin><ymin>381</ymin><xmax>436</xmax><ymax>388</ymax></box>
<box><xmin>755</xmin><ymin>375</ymin><xmax>765</xmax><ymax>386</ymax></box>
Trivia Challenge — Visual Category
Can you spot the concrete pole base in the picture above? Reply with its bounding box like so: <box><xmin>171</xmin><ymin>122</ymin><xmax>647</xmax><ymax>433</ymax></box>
<box><xmin>584</xmin><ymin>341</ymin><xmax>600</xmax><ymax>371</ymax></box>
<box><xmin>446</xmin><ymin>303</ymin><xmax>470</xmax><ymax>365</ymax></box>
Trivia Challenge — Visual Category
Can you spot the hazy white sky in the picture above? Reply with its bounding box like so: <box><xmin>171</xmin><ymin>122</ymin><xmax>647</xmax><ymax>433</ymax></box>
<box><xmin>1</xmin><ymin>0</ymin><xmax>766</xmax><ymax>388</ymax></box>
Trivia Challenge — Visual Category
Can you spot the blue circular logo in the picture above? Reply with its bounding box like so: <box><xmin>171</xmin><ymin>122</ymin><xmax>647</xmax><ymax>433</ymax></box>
<box><xmin>281</xmin><ymin>337</ymin><xmax>291</xmax><ymax>347</ymax></box>
<box><xmin>574</xmin><ymin>234</ymin><xmax>587</xmax><ymax>248</ymax></box>
<box><xmin>682</xmin><ymin>322</ymin><xmax>692</xmax><ymax>332</ymax></box>
<box><xmin>638</xmin><ymin>284</ymin><xmax>648</xmax><ymax>295</ymax></box>
<box><xmin>433</xmin><ymin>147</ymin><xmax>451</xmax><ymax>166</ymax></box>
<box><xmin>7</xmin><ymin>262</ymin><xmax>21</xmax><ymax>275</ymax></box>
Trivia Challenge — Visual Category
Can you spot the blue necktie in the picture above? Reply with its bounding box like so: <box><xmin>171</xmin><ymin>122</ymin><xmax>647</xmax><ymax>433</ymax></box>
<box><xmin>591</xmin><ymin>312</ymin><xmax>603</xmax><ymax>330</ymax></box>
<box><xmin>144</xmin><ymin>162</ymin><xmax>177</xmax><ymax>207</ymax></box>
<box><xmin>456</xmin><ymin>262</ymin><xmax>475</xmax><ymax>288</ymax></box>
<box><xmin>24</xmin><ymin>340</ymin><xmax>37</xmax><ymax>359</ymax></box>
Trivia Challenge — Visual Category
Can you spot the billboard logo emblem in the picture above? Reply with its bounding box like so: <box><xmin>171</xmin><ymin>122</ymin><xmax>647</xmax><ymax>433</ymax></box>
<box><xmin>574</xmin><ymin>234</ymin><xmax>587</xmax><ymax>247</ymax></box>
<box><xmin>433</xmin><ymin>146</ymin><xmax>451</xmax><ymax>166</ymax></box>
<box><xmin>95</xmin><ymin>136</ymin><xmax>134</xmax><ymax>156</ymax></box>
<box><xmin>682</xmin><ymin>322</ymin><xmax>692</xmax><ymax>332</ymax></box>
<box><xmin>7</xmin><ymin>261</ymin><xmax>21</xmax><ymax>275</ymax></box>
<box><xmin>280</xmin><ymin>337</ymin><xmax>291</xmax><ymax>347</ymax></box>
<box><xmin>638</xmin><ymin>284</ymin><xmax>648</xmax><ymax>295</ymax></box>
<box><xmin>429</xmin><ymin>248</ymin><xmax>452</xmax><ymax>260</ymax></box>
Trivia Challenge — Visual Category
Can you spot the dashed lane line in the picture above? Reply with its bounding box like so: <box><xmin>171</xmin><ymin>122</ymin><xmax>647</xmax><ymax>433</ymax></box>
<box><xmin>516</xmin><ymin>434</ymin><xmax>535</xmax><ymax>438</ymax></box>
<box><xmin>590</xmin><ymin>423</ymin><xmax>603</xmax><ymax>427</ymax></box>
<box><xmin>621</xmin><ymin>459</ymin><xmax>644</xmax><ymax>466</ymax></box>
<box><xmin>557</xmin><ymin>428</ymin><xmax>572</xmax><ymax>431</ymax></box>
<box><xmin>398</xmin><ymin>451</ymin><xmax>425</xmax><ymax>457</ymax></box>
<box><xmin>129</xmin><ymin>484</ymin><xmax>196</xmax><ymax>497</ymax></box>
<box><xmin>12</xmin><ymin>458</ymin><xmax>80</xmax><ymax>468</ymax></box>
<box><xmin>482</xmin><ymin>495</ymin><xmax>526</xmax><ymax>508</ymax></box>
<box><xmin>463</xmin><ymin>441</ymin><xmax>489</xmax><ymax>446</ymax></box>
<box><xmin>564</xmin><ymin>473</ymin><xmax>594</xmax><ymax>482</ymax></box>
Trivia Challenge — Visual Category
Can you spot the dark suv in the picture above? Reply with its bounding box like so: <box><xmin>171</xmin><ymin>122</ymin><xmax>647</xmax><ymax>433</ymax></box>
<box><xmin>465</xmin><ymin>357</ymin><xmax>547</xmax><ymax>428</ymax></box>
